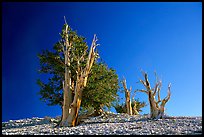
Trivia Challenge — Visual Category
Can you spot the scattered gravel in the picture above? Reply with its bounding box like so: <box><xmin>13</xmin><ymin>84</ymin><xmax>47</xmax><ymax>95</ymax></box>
<box><xmin>2</xmin><ymin>112</ymin><xmax>202</xmax><ymax>135</ymax></box>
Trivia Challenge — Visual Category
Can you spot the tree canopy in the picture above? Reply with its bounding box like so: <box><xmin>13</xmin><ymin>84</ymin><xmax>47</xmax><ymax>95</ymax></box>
<box><xmin>82</xmin><ymin>62</ymin><xmax>119</xmax><ymax>115</ymax></box>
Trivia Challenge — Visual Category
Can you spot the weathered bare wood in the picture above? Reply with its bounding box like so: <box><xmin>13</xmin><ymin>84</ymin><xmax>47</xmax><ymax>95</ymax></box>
<box><xmin>132</xmin><ymin>99</ymin><xmax>139</xmax><ymax>115</ymax></box>
<box><xmin>163</xmin><ymin>83</ymin><xmax>171</xmax><ymax>104</ymax></box>
<box><xmin>122</xmin><ymin>78</ymin><xmax>132</xmax><ymax>115</ymax></box>
<box><xmin>60</xmin><ymin>20</ymin><xmax>73</xmax><ymax>127</ymax></box>
<box><xmin>136</xmin><ymin>89</ymin><xmax>148</xmax><ymax>94</ymax></box>
<box><xmin>59</xmin><ymin>17</ymin><xmax>100</xmax><ymax>127</ymax></box>
<box><xmin>138</xmin><ymin>72</ymin><xmax>171</xmax><ymax>119</ymax></box>
<box><xmin>139</xmin><ymin>79</ymin><xmax>147</xmax><ymax>87</ymax></box>
<box><xmin>64</xmin><ymin>33</ymin><xmax>99</xmax><ymax>127</ymax></box>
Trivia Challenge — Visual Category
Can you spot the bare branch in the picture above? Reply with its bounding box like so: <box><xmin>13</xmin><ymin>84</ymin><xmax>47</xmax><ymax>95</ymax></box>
<box><xmin>135</xmin><ymin>89</ymin><xmax>148</xmax><ymax>94</ymax></box>
<box><xmin>129</xmin><ymin>86</ymin><xmax>132</xmax><ymax>92</ymax></box>
<box><xmin>64</xmin><ymin>16</ymin><xmax>67</xmax><ymax>25</ymax></box>
<box><xmin>122</xmin><ymin>78</ymin><xmax>128</xmax><ymax>92</ymax></box>
<box><xmin>85</xmin><ymin>34</ymin><xmax>97</xmax><ymax>73</ymax></box>
<box><xmin>139</xmin><ymin>79</ymin><xmax>146</xmax><ymax>87</ymax></box>
<box><xmin>64</xmin><ymin>24</ymin><xmax>69</xmax><ymax>52</ymax></box>
<box><xmin>144</xmin><ymin>73</ymin><xmax>151</xmax><ymax>89</ymax></box>
<box><xmin>154</xmin><ymin>71</ymin><xmax>159</xmax><ymax>84</ymax></box>
<box><xmin>140</xmin><ymin>69</ymin><xmax>146</xmax><ymax>78</ymax></box>
<box><xmin>165</xmin><ymin>83</ymin><xmax>171</xmax><ymax>102</ymax></box>
<box><xmin>132</xmin><ymin>91</ymin><xmax>137</xmax><ymax>101</ymax></box>
<box><xmin>160</xmin><ymin>83</ymin><xmax>171</xmax><ymax>108</ymax></box>
<box><xmin>157</xmin><ymin>81</ymin><xmax>162</xmax><ymax>101</ymax></box>
<box><xmin>82</xmin><ymin>34</ymin><xmax>99</xmax><ymax>87</ymax></box>
<box><xmin>153</xmin><ymin>83</ymin><xmax>159</xmax><ymax>96</ymax></box>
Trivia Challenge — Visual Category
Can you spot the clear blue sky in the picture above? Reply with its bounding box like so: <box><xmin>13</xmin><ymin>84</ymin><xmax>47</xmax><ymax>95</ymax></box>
<box><xmin>2</xmin><ymin>2</ymin><xmax>202</xmax><ymax>122</ymax></box>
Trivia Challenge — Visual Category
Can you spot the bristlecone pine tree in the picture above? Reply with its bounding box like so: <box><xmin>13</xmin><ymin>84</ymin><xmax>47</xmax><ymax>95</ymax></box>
<box><xmin>137</xmin><ymin>71</ymin><xmax>171</xmax><ymax>119</ymax></box>
<box><xmin>59</xmin><ymin>17</ymin><xmax>99</xmax><ymax>127</ymax></box>
<box><xmin>37</xmin><ymin>17</ymin><xmax>119</xmax><ymax>127</ymax></box>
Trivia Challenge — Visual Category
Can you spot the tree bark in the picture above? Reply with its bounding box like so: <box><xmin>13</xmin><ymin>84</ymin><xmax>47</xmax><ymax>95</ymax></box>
<box><xmin>137</xmin><ymin>72</ymin><xmax>171</xmax><ymax>119</ymax></box>
<box><xmin>148</xmin><ymin>91</ymin><xmax>159</xmax><ymax>119</ymax></box>
<box><xmin>122</xmin><ymin>78</ymin><xmax>132</xmax><ymax>115</ymax></box>
<box><xmin>62</xmin><ymin>34</ymin><xmax>98</xmax><ymax>127</ymax></box>
<box><xmin>66</xmin><ymin>81</ymin><xmax>81</xmax><ymax>126</ymax></box>
<box><xmin>60</xmin><ymin>22</ymin><xmax>73</xmax><ymax>127</ymax></box>
<box><xmin>132</xmin><ymin>100</ymin><xmax>139</xmax><ymax>115</ymax></box>
<box><xmin>59</xmin><ymin>17</ymin><xmax>98</xmax><ymax>127</ymax></box>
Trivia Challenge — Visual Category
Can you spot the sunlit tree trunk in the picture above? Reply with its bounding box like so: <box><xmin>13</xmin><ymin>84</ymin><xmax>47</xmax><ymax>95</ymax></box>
<box><xmin>60</xmin><ymin>20</ymin><xmax>72</xmax><ymax>127</ymax></box>
<box><xmin>122</xmin><ymin>78</ymin><xmax>132</xmax><ymax>115</ymax></box>
<box><xmin>52</xmin><ymin>17</ymin><xmax>99</xmax><ymax>127</ymax></box>
<box><xmin>137</xmin><ymin>72</ymin><xmax>171</xmax><ymax>119</ymax></box>
<box><xmin>132</xmin><ymin>100</ymin><xmax>139</xmax><ymax>115</ymax></box>
<box><xmin>66</xmin><ymin>34</ymin><xmax>98</xmax><ymax>127</ymax></box>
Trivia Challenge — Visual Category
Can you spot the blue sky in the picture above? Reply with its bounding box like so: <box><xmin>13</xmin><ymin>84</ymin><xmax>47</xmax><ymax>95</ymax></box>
<box><xmin>2</xmin><ymin>2</ymin><xmax>202</xmax><ymax>122</ymax></box>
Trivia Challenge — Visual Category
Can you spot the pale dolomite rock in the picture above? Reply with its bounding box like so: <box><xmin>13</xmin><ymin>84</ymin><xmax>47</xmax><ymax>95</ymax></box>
<box><xmin>2</xmin><ymin>113</ymin><xmax>202</xmax><ymax>135</ymax></box>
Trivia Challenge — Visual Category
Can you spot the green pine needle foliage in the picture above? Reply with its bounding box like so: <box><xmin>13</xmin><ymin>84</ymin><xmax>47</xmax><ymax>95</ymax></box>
<box><xmin>114</xmin><ymin>98</ymin><xmax>147</xmax><ymax>115</ymax></box>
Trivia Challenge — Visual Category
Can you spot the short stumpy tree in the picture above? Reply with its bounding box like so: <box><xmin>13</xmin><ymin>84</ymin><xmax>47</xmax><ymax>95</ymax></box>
<box><xmin>136</xmin><ymin>71</ymin><xmax>171</xmax><ymax>119</ymax></box>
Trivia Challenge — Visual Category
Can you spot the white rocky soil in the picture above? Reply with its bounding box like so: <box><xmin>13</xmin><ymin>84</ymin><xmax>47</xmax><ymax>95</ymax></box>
<box><xmin>2</xmin><ymin>112</ymin><xmax>202</xmax><ymax>135</ymax></box>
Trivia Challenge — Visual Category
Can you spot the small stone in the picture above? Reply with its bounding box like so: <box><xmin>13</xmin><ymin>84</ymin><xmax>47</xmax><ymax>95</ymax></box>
<box><xmin>88</xmin><ymin>130</ymin><xmax>92</xmax><ymax>134</ymax></box>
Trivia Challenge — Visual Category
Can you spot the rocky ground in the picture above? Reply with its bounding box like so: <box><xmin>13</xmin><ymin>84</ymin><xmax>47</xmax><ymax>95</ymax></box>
<box><xmin>2</xmin><ymin>112</ymin><xmax>202</xmax><ymax>135</ymax></box>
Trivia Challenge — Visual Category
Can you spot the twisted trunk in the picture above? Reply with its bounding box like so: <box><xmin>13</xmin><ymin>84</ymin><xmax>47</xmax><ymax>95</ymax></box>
<box><xmin>60</xmin><ymin>22</ymin><xmax>72</xmax><ymax>127</ymax></box>
<box><xmin>137</xmin><ymin>72</ymin><xmax>171</xmax><ymax>119</ymax></box>
<box><xmin>66</xmin><ymin>76</ymin><xmax>83</xmax><ymax>126</ymax></box>
<box><xmin>132</xmin><ymin>101</ymin><xmax>139</xmax><ymax>115</ymax></box>
<box><xmin>148</xmin><ymin>91</ymin><xmax>159</xmax><ymax>119</ymax></box>
<box><xmin>61</xmin><ymin>33</ymin><xmax>98</xmax><ymax>127</ymax></box>
<box><xmin>125</xmin><ymin>91</ymin><xmax>132</xmax><ymax>115</ymax></box>
<box><xmin>59</xmin><ymin>17</ymin><xmax>98</xmax><ymax>127</ymax></box>
<box><xmin>122</xmin><ymin>78</ymin><xmax>132</xmax><ymax>115</ymax></box>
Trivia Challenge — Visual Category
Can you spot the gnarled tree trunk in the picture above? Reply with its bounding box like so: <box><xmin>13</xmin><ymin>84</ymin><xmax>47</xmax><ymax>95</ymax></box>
<box><xmin>122</xmin><ymin>78</ymin><xmax>132</xmax><ymax>115</ymax></box>
<box><xmin>59</xmin><ymin>22</ymin><xmax>99</xmax><ymax>127</ymax></box>
<box><xmin>66</xmin><ymin>34</ymin><xmax>98</xmax><ymax>127</ymax></box>
<box><xmin>137</xmin><ymin>72</ymin><xmax>171</xmax><ymax>119</ymax></box>
<box><xmin>60</xmin><ymin>20</ymin><xmax>72</xmax><ymax>127</ymax></box>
